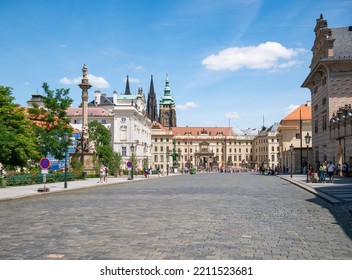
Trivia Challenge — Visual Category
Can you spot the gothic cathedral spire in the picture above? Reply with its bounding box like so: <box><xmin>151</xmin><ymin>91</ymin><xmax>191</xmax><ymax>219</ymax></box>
<box><xmin>124</xmin><ymin>75</ymin><xmax>131</xmax><ymax>95</ymax></box>
<box><xmin>147</xmin><ymin>75</ymin><xmax>158</xmax><ymax>122</ymax></box>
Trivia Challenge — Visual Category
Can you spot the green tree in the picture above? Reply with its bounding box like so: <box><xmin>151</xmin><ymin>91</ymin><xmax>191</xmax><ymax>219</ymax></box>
<box><xmin>129</xmin><ymin>153</ymin><xmax>138</xmax><ymax>170</ymax></box>
<box><xmin>0</xmin><ymin>86</ymin><xmax>40</xmax><ymax>170</ymax></box>
<box><xmin>70</xmin><ymin>158</ymin><xmax>84</xmax><ymax>177</ymax></box>
<box><xmin>88</xmin><ymin>121</ymin><xmax>111</xmax><ymax>146</ymax></box>
<box><xmin>28</xmin><ymin>83</ymin><xmax>73</xmax><ymax>160</ymax></box>
<box><xmin>110</xmin><ymin>152</ymin><xmax>123</xmax><ymax>176</ymax></box>
<box><xmin>88</xmin><ymin>121</ymin><xmax>112</xmax><ymax>165</ymax></box>
<box><xmin>142</xmin><ymin>158</ymin><xmax>149</xmax><ymax>170</ymax></box>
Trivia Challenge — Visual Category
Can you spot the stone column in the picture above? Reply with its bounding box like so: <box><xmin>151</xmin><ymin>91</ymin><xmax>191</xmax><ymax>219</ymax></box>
<box><xmin>79</xmin><ymin>64</ymin><xmax>92</xmax><ymax>130</ymax></box>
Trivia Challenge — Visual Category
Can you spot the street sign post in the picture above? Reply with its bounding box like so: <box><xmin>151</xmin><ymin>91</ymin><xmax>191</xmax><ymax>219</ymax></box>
<box><xmin>38</xmin><ymin>158</ymin><xmax>51</xmax><ymax>192</ymax></box>
<box><xmin>39</xmin><ymin>158</ymin><xmax>50</xmax><ymax>169</ymax></box>
<box><xmin>127</xmin><ymin>161</ymin><xmax>133</xmax><ymax>180</ymax></box>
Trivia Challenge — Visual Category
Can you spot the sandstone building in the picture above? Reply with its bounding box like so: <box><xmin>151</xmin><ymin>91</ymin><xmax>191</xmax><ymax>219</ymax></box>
<box><xmin>302</xmin><ymin>14</ymin><xmax>352</xmax><ymax>164</ymax></box>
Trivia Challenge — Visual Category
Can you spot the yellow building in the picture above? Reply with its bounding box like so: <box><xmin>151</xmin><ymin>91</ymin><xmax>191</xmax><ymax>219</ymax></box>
<box><xmin>253</xmin><ymin>123</ymin><xmax>280</xmax><ymax>170</ymax></box>
<box><xmin>277</xmin><ymin>102</ymin><xmax>312</xmax><ymax>173</ymax></box>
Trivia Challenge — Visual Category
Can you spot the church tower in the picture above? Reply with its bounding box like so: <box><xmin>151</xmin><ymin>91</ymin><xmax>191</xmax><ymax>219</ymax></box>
<box><xmin>147</xmin><ymin>75</ymin><xmax>158</xmax><ymax>122</ymax></box>
<box><xmin>159</xmin><ymin>74</ymin><xmax>177</xmax><ymax>127</ymax></box>
<box><xmin>124</xmin><ymin>75</ymin><xmax>131</xmax><ymax>95</ymax></box>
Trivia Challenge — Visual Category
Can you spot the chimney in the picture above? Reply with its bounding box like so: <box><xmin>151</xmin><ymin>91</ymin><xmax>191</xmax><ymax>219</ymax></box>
<box><xmin>94</xmin><ymin>90</ymin><xmax>101</xmax><ymax>106</ymax></box>
<box><xmin>113</xmin><ymin>90</ymin><xmax>118</xmax><ymax>105</ymax></box>
<box><xmin>306</xmin><ymin>100</ymin><xmax>311</xmax><ymax>107</ymax></box>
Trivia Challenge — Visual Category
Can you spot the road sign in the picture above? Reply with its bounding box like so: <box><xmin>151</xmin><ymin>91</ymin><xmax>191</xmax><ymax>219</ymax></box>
<box><xmin>39</xmin><ymin>158</ymin><xmax>51</xmax><ymax>169</ymax></box>
<box><xmin>126</xmin><ymin>161</ymin><xmax>133</xmax><ymax>168</ymax></box>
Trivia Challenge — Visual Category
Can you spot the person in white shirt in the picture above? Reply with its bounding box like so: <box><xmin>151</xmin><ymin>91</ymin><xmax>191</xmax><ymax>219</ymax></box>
<box><xmin>327</xmin><ymin>161</ymin><xmax>335</xmax><ymax>182</ymax></box>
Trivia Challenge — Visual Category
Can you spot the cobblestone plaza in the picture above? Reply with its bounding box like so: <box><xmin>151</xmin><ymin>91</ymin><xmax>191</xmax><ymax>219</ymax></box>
<box><xmin>0</xmin><ymin>173</ymin><xmax>351</xmax><ymax>260</ymax></box>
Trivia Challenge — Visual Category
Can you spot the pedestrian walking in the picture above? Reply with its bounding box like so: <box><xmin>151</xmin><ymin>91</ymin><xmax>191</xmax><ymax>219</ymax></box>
<box><xmin>319</xmin><ymin>162</ymin><xmax>327</xmax><ymax>183</ymax></box>
<box><xmin>104</xmin><ymin>165</ymin><xmax>109</xmax><ymax>183</ymax></box>
<box><xmin>342</xmin><ymin>162</ymin><xmax>349</xmax><ymax>177</ymax></box>
<box><xmin>337</xmin><ymin>164</ymin><xmax>341</xmax><ymax>177</ymax></box>
<box><xmin>99</xmin><ymin>165</ymin><xmax>105</xmax><ymax>183</ymax></box>
<box><xmin>327</xmin><ymin>161</ymin><xmax>335</xmax><ymax>182</ymax></box>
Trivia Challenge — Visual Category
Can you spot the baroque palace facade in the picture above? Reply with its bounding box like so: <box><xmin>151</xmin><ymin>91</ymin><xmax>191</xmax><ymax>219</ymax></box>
<box><xmin>151</xmin><ymin>124</ymin><xmax>258</xmax><ymax>172</ymax></box>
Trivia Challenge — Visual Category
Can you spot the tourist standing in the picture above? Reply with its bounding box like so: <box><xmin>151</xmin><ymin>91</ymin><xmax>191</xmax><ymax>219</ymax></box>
<box><xmin>327</xmin><ymin>161</ymin><xmax>335</xmax><ymax>182</ymax></box>
<box><xmin>319</xmin><ymin>162</ymin><xmax>327</xmax><ymax>183</ymax></box>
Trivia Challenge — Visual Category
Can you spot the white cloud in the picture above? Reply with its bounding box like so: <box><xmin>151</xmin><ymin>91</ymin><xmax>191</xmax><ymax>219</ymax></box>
<box><xmin>225</xmin><ymin>112</ymin><xmax>240</xmax><ymax>118</ymax></box>
<box><xmin>185</xmin><ymin>101</ymin><xmax>198</xmax><ymax>108</ymax></box>
<box><xmin>176</xmin><ymin>101</ymin><xmax>198</xmax><ymax>110</ymax></box>
<box><xmin>202</xmin><ymin>41</ymin><xmax>306</xmax><ymax>71</ymax></box>
<box><xmin>285</xmin><ymin>104</ymin><xmax>299</xmax><ymax>114</ymax></box>
<box><xmin>60</xmin><ymin>77</ymin><xmax>79</xmax><ymax>85</ymax></box>
<box><xmin>60</xmin><ymin>74</ymin><xmax>109</xmax><ymax>88</ymax></box>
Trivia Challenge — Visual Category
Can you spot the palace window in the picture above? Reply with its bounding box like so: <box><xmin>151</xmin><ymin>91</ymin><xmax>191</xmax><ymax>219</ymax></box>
<box><xmin>122</xmin><ymin>146</ymin><xmax>127</xmax><ymax>156</ymax></box>
<box><xmin>315</xmin><ymin>119</ymin><xmax>319</xmax><ymax>133</ymax></box>
<box><xmin>322</xmin><ymin>114</ymin><xmax>327</xmax><ymax>131</ymax></box>
<box><xmin>322</xmin><ymin>98</ymin><xmax>327</xmax><ymax>106</ymax></box>
<box><xmin>120</xmin><ymin>125</ymin><xmax>127</xmax><ymax>141</ymax></box>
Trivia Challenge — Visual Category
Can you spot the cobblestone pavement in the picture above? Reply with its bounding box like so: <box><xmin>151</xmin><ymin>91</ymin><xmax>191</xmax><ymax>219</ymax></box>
<box><xmin>0</xmin><ymin>173</ymin><xmax>351</xmax><ymax>260</ymax></box>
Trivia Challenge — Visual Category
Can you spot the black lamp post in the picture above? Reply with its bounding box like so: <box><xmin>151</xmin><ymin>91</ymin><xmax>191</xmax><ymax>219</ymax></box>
<box><xmin>178</xmin><ymin>148</ymin><xmax>182</xmax><ymax>173</ymax></box>
<box><xmin>305</xmin><ymin>132</ymin><xmax>311</xmax><ymax>183</ymax></box>
<box><xmin>290</xmin><ymin>143</ymin><xmax>294</xmax><ymax>178</ymax></box>
<box><xmin>130</xmin><ymin>143</ymin><xmax>135</xmax><ymax>180</ymax></box>
<box><xmin>166</xmin><ymin>147</ymin><xmax>170</xmax><ymax>176</ymax></box>
<box><xmin>63</xmin><ymin>133</ymin><xmax>69</xmax><ymax>189</ymax></box>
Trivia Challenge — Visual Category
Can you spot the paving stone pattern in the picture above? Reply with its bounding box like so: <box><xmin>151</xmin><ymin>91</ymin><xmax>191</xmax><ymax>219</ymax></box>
<box><xmin>0</xmin><ymin>173</ymin><xmax>351</xmax><ymax>260</ymax></box>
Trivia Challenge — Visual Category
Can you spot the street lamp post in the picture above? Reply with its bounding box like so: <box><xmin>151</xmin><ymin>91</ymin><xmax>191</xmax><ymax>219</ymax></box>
<box><xmin>166</xmin><ymin>147</ymin><xmax>170</xmax><ymax>176</ymax></box>
<box><xmin>130</xmin><ymin>143</ymin><xmax>135</xmax><ymax>180</ymax></box>
<box><xmin>290</xmin><ymin>144</ymin><xmax>294</xmax><ymax>178</ymax></box>
<box><xmin>178</xmin><ymin>148</ymin><xmax>182</xmax><ymax>173</ymax></box>
<box><xmin>63</xmin><ymin>133</ymin><xmax>69</xmax><ymax>189</ymax></box>
<box><xmin>305</xmin><ymin>132</ymin><xmax>311</xmax><ymax>183</ymax></box>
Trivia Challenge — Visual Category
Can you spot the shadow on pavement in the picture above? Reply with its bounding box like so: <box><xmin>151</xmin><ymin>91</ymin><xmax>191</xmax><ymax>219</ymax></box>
<box><xmin>306</xmin><ymin>196</ymin><xmax>352</xmax><ymax>240</ymax></box>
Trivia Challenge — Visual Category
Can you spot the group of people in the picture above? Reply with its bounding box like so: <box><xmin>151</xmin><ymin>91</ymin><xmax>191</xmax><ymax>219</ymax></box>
<box><xmin>317</xmin><ymin>161</ymin><xmax>333</xmax><ymax>183</ymax></box>
<box><xmin>99</xmin><ymin>165</ymin><xmax>109</xmax><ymax>183</ymax></box>
<box><xmin>316</xmin><ymin>161</ymin><xmax>349</xmax><ymax>183</ymax></box>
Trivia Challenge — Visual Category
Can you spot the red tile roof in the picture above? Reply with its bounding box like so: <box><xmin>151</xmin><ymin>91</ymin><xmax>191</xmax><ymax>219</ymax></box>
<box><xmin>172</xmin><ymin>127</ymin><xmax>233</xmax><ymax>136</ymax></box>
<box><xmin>281</xmin><ymin>104</ymin><xmax>311</xmax><ymax>122</ymax></box>
<box><xmin>151</xmin><ymin>123</ymin><xmax>233</xmax><ymax>136</ymax></box>
<box><xmin>66</xmin><ymin>107</ymin><xmax>111</xmax><ymax>117</ymax></box>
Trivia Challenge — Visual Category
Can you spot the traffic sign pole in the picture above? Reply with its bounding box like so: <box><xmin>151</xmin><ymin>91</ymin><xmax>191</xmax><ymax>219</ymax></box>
<box><xmin>38</xmin><ymin>158</ymin><xmax>51</xmax><ymax>193</ymax></box>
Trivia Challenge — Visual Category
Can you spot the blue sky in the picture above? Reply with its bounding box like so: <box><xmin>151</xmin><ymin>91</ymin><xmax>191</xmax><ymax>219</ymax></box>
<box><xmin>1</xmin><ymin>0</ymin><xmax>351</xmax><ymax>129</ymax></box>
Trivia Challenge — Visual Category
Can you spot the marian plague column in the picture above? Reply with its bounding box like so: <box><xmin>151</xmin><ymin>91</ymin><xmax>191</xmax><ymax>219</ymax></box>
<box><xmin>75</xmin><ymin>64</ymin><xmax>96</xmax><ymax>171</ymax></box>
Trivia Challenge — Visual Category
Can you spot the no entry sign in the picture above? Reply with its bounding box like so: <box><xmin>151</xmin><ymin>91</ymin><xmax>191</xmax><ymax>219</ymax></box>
<box><xmin>39</xmin><ymin>158</ymin><xmax>51</xmax><ymax>169</ymax></box>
